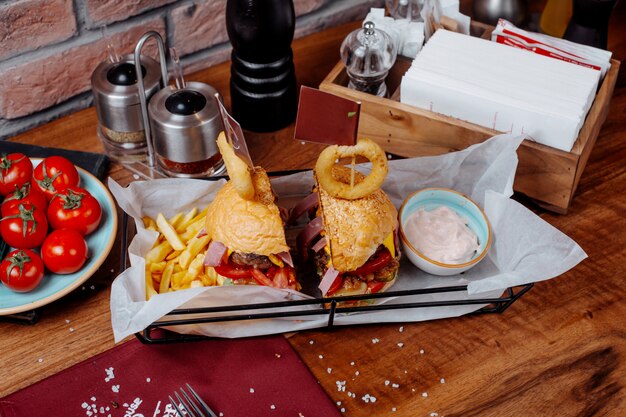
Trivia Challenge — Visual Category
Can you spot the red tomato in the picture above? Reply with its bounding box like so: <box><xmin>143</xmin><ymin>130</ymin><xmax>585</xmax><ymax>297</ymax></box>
<box><xmin>0</xmin><ymin>153</ymin><xmax>33</xmax><ymax>196</ymax></box>
<box><xmin>47</xmin><ymin>187</ymin><xmax>102</xmax><ymax>235</ymax></box>
<box><xmin>32</xmin><ymin>156</ymin><xmax>80</xmax><ymax>200</ymax></box>
<box><xmin>0</xmin><ymin>249</ymin><xmax>45</xmax><ymax>292</ymax></box>
<box><xmin>250</xmin><ymin>268</ymin><xmax>274</xmax><ymax>286</ymax></box>
<box><xmin>1</xmin><ymin>183</ymin><xmax>48</xmax><ymax>216</ymax></box>
<box><xmin>352</xmin><ymin>248</ymin><xmax>392</xmax><ymax>275</ymax></box>
<box><xmin>215</xmin><ymin>260</ymin><xmax>252</xmax><ymax>279</ymax></box>
<box><xmin>0</xmin><ymin>203</ymin><xmax>48</xmax><ymax>249</ymax></box>
<box><xmin>41</xmin><ymin>229</ymin><xmax>88</xmax><ymax>274</ymax></box>
<box><xmin>326</xmin><ymin>273</ymin><xmax>344</xmax><ymax>296</ymax></box>
<box><xmin>366</xmin><ymin>280</ymin><xmax>386</xmax><ymax>294</ymax></box>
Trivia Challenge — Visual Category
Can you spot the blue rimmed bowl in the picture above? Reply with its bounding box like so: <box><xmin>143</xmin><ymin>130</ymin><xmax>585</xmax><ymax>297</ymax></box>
<box><xmin>398</xmin><ymin>188</ymin><xmax>492</xmax><ymax>276</ymax></box>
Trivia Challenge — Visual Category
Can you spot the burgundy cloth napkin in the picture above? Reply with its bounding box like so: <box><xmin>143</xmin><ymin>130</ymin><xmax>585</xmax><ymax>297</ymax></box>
<box><xmin>0</xmin><ymin>335</ymin><xmax>340</xmax><ymax>417</ymax></box>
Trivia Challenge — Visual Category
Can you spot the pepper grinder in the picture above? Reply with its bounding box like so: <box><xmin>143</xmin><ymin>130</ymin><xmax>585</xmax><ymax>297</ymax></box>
<box><xmin>340</xmin><ymin>22</ymin><xmax>398</xmax><ymax>97</ymax></box>
<box><xmin>135</xmin><ymin>32</ymin><xmax>224</xmax><ymax>178</ymax></box>
<box><xmin>226</xmin><ymin>0</ymin><xmax>297</xmax><ymax>132</ymax></box>
<box><xmin>91</xmin><ymin>53</ymin><xmax>164</xmax><ymax>161</ymax></box>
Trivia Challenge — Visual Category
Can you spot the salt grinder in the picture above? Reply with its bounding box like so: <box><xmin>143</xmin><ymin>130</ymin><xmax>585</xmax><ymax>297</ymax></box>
<box><xmin>135</xmin><ymin>32</ymin><xmax>224</xmax><ymax>178</ymax></box>
<box><xmin>91</xmin><ymin>54</ymin><xmax>164</xmax><ymax>161</ymax></box>
<box><xmin>340</xmin><ymin>21</ymin><xmax>397</xmax><ymax>97</ymax></box>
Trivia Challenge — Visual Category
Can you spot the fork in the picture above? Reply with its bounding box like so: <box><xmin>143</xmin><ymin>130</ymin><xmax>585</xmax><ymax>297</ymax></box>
<box><xmin>169</xmin><ymin>384</ymin><xmax>218</xmax><ymax>417</ymax></box>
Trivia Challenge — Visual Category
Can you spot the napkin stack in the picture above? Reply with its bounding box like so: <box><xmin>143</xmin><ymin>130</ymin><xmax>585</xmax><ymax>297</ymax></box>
<box><xmin>400</xmin><ymin>29</ymin><xmax>602</xmax><ymax>152</ymax></box>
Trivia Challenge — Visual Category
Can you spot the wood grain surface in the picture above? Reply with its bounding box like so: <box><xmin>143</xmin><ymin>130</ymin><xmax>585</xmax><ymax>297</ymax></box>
<box><xmin>2</xmin><ymin>5</ymin><xmax>626</xmax><ymax>417</ymax></box>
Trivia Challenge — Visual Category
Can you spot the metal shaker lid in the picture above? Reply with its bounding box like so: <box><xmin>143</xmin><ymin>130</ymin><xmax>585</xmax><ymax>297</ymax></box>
<box><xmin>91</xmin><ymin>54</ymin><xmax>161</xmax><ymax>108</ymax></box>
<box><xmin>340</xmin><ymin>21</ymin><xmax>397</xmax><ymax>79</ymax></box>
<box><xmin>149</xmin><ymin>81</ymin><xmax>223</xmax><ymax>163</ymax></box>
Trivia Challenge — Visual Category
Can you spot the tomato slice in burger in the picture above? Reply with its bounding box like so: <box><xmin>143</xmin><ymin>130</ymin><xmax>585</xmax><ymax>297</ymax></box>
<box><xmin>367</xmin><ymin>281</ymin><xmax>386</xmax><ymax>294</ymax></box>
<box><xmin>326</xmin><ymin>273</ymin><xmax>344</xmax><ymax>296</ymax></box>
<box><xmin>352</xmin><ymin>248</ymin><xmax>392</xmax><ymax>275</ymax></box>
<box><xmin>214</xmin><ymin>261</ymin><xmax>252</xmax><ymax>279</ymax></box>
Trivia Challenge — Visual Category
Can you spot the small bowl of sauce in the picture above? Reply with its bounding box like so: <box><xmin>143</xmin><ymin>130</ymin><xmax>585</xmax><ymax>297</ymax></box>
<box><xmin>398</xmin><ymin>188</ymin><xmax>491</xmax><ymax>276</ymax></box>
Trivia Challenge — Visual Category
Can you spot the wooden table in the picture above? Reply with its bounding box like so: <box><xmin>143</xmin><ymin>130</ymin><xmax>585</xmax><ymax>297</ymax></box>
<box><xmin>2</xmin><ymin>10</ymin><xmax>626</xmax><ymax>416</ymax></box>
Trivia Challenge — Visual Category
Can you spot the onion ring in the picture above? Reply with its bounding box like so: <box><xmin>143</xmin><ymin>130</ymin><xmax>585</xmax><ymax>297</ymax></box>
<box><xmin>314</xmin><ymin>138</ymin><xmax>388</xmax><ymax>200</ymax></box>
<box><xmin>216</xmin><ymin>131</ymin><xmax>254</xmax><ymax>201</ymax></box>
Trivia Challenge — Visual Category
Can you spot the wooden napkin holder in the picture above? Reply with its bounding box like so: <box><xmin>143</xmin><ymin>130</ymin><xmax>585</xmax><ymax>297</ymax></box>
<box><xmin>320</xmin><ymin>23</ymin><xmax>620</xmax><ymax>213</ymax></box>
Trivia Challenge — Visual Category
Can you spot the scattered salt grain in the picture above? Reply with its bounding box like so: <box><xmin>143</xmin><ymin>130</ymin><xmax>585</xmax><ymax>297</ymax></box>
<box><xmin>91</xmin><ymin>397</ymin><xmax>96</xmax><ymax>401</ymax></box>
<box><xmin>392</xmin><ymin>383</ymin><xmax>400</xmax><ymax>388</ymax></box>
<box><xmin>399</xmin><ymin>326</ymin><xmax>404</xmax><ymax>332</ymax></box>
<box><xmin>66</xmin><ymin>319</ymin><xmax>71</xmax><ymax>324</ymax></box>
<box><xmin>270</xmin><ymin>405</ymin><xmax>276</xmax><ymax>410</ymax></box>
<box><xmin>350</xmin><ymin>361</ymin><xmax>355</xmax><ymax>366</ymax></box>
<box><xmin>385</xmin><ymin>380</ymin><xmax>390</xmax><ymax>386</ymax></box>
<box><xmin>301</xmin><ymin>141</ymin><xmax>306</xmax><ymax>145</ymax></box>
<box><xmin>133</xmin><ymin>174</ymin><xmax>140</xmax><ymax>180</ymax></box>
<box><xmin>340</xmin><ymin>408</ymin><xmax>346</xmax><ymax>413</ymax></box>
<box><xmin>100</xmin><ymin>407</ymin><xmax>105</xmax><ymax>413</ymax></box>
<box><xmin>392</xmin><ymin>407</ymin><xmax>397</xmax><ymax>412</ymax></box>
<box><xmin>430</xmin><ymin>413</ymin><xmax>439</xmax><ymax>416</ymax></box>
<box><xmin>69</xmin><ymin>327</ymin><xmax>75</xmax><ymax>333</ymax></box>
<box><xmin>37</xmin><ymin>358</ymin><xmax>43</xmax><ymax>363</ymax></box>
<box><xmin>397</xmin><ymin>343</ymin><xmax>404</xmax><ymax>348</ymax></box>
<box><xmin>146</xmin><ymin>378</ymin><xmax>151</xmax><ymax>382</ymax></box>
<box><xmin>327</xmin><ymin>368</ymin><xmax>332</xmax><ymax>374</ymax></box>
<box><xmin>348</xmin><ymin>392</ymin><xmax>355</xmax><ymax>398</ymax></box>
<box><xmin>420</xmin><ymin>349</ymin><xmax>425</xmax><ymax>354</ymax></box>
<box><xmin>387</xmin><ymin>154</ymin><xmax>392</xmax><ymax>160</ymax></box>
<box><xmin>422</xmin><ymin>392</ymin><xmax>428</xmax><ymax>397</ymax></box>
<box><xmin>354</xmin><ymin>371</ymin><xmax>360</xmax><ymax>376</ymax></box>
<box><xmin>361</xmin><ymin>394</ymin><xmax>377</xmax><ymax>403</ymax></box>
<box><xmin>337</xmin><ymin>401</ymin><xmax>341</xmax><ymax>406</ymax></box>
<box><xmin>336</xmin><ymin>381</ymin><xmax>346</xmax><ymax>392</ymax></box>
<box><xmin>275</xmin><ymin>354</ymin><xmax>281</xmax><ymax>358</ymax></box>
<box><xmin>82</xmin><ymin>402</ymin><xmax>88</xmax><ymax>409</ymax></box>
<box><xmin>111</xmin><ymin>385</ymin><xmax>120</xmax><ymax>393</ymax></box>
<box><xmin>371</xmin><ymin>338</ymin><xmax>380</xmax><ymax>344</ymax></box>
<box><xmin>219</xmin><ymin>413</ymin><xmax>224</xmax><ymax>417</ymax></box>
<box><xmin>249</xmin><ymin>388</ymin><xmax>255</xmax><ymax>393</ymax></box>
<box><xmin>104</xmin><ymin>367</ymin><xmax>115</xmax><ymax>382</ymax></box>
<box><xmin>90</xmin><ymin>285</ymin><xmax>95</xmax><ymax>290</ymax></box>
<box><xmin>309</xmin><ymin>340</ymin><xmax>314</xmax><ymax>345</ymax></box>
<box><xmin>319</xmin><ymin>354</ymin><xmax>324</xmax><ymax>359</ymax></box>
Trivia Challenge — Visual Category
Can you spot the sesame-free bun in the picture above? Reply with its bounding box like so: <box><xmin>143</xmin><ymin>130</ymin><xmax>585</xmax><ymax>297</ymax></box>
<box><xmin>205</xmin><ymin>167</ymin><xmax>289</xmax><ymax>256</ymax></box>
<box><xmin>317</xmin><ymin>166</ymin><xmax>397</xmax><ymax>272</ymax></box>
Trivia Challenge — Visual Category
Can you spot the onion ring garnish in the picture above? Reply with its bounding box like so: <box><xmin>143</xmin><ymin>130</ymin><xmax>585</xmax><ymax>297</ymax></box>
<box><xmin>216</xmin><ymin>131</ymin><xmax>255</xmax><ymax>201</ymax></box>
<box><xmin>314</xmin><ymin>138</ymin><xmax>388</xmax><ymax>200</ymax></box>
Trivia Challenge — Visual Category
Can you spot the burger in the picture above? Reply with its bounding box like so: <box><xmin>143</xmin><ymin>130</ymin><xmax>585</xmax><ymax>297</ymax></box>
<box><xmin>292</xmin><ymin>138</ymin><xmax>400</xmax><ymax>300</ymax></box>
<box><xmin>202</xmin><ymin>133</ymin><xmax>297</xmax><ymax>290</ymax></box>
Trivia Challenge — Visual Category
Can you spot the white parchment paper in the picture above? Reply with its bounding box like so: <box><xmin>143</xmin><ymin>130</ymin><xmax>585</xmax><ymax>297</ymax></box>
<box><xmin>109</xmin><ymin>134</ymin><xmax>587</xmax><ymax>342</ymax></box>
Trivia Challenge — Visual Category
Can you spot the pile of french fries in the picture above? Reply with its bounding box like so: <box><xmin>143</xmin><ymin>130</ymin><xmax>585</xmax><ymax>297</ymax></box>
<box><xmin>143</xmin><ymin>207</ymin><xmax>218</xmax><ymax>300</ymax></box>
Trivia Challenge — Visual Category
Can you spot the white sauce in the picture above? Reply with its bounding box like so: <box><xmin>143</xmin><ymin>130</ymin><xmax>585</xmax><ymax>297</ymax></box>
<box><xmin>404</xmin><ymin>206</ymin><xmax>480</xmax><ymax>264</ymax></box>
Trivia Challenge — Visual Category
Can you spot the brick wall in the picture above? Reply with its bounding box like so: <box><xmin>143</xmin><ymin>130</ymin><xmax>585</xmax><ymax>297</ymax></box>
<box><xmin>0</xmin><ymin>0</ymin><xmax>384</xmax><ymax>140</ymax></box>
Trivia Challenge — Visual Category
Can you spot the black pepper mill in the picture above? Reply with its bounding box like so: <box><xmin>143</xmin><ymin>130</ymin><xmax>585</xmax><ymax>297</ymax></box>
<box><xmin>226</xmin><ymin>0</ymin><xmax>297</xmax><ymax>132</ymax></box>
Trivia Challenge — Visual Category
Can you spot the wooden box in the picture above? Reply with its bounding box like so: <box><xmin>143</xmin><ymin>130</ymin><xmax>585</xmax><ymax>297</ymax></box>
<box><xmin>319</xmin><ymin>26</ymin><xmax>620</xmax><ymax>213</ymax></box>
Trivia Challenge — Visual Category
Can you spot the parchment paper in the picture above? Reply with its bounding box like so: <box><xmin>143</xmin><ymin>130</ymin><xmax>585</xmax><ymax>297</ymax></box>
<box><xmin>109</xmin><ymin>134</ymin><xmax>586</xmax><ymax>342</ymax></box>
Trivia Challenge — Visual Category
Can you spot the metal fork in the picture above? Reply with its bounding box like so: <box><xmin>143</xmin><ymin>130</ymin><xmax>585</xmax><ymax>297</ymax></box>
<box><xmin>169</xmin><ymin>384</ymin><xmax>218</xmax><ymax>417</ymax></box>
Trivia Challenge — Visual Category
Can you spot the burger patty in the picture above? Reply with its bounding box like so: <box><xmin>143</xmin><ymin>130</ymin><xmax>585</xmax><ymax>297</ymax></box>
<box><xmin>314</xmin><ymin>245</ymin><xmax>399</xmax><ymax>282</ymax></box>
<box><xmin>230</xmin><ymin>252</ymin><xmax>273</xmax><ymax>270</ymax></box>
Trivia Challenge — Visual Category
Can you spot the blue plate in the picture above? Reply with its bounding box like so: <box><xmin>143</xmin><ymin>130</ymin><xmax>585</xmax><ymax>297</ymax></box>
<box><xmin>0</xmin><ymin>159</ymin><xmax>118</xmax><ymax>315</ymax></box>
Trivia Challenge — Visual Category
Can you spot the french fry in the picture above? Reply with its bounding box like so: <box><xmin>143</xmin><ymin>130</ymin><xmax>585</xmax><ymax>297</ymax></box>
<box><xmin>165</xmin><ymin>249</ymin><xmax>183</xmax><ymax>261</ymax></box>
<box><xmin>178</xmin><ymin>235</ymin><xmax>211</xmax><ymax>270</ymax></box>
<box><xmin>168</xmin><ymin>211</ymin><xmax>185</xmax><ymax>230</ymax></box>
<box><xmin>176</xmin><ymin>207</ymin><xmax>198</xmax><ymax>233</ymax></box>
<box><xmin>145</xmin><ymin>240</ymin><xmax>173</xmax><ymax>264</ymax></box>
<box><xmin>156</xmin><ymin>213</ymin><xmax>186</xmax><ymax>250</ymax></box>
<box><xmin>146</xmin><ymin>273</ymin><xmax>158</xmax><ymax>300</ymax></box>
<box><xmin>179</xmin><ymin>217</ymin><xmax>206</xmax><ymax>242</ymax></box>
<box><xmin>149</xmin><ymin>261</ymin><xmax>167</xmax><ymax>274</ymax></box>
<box><xmin>143</xmin><ymin>216</ymin><xmax>158</xmax><ymax>231</ymax></box>
<box><xmin>159</xmin><ymin>261</ymin><xmax>175</xmax><ymax>293</ymax></box>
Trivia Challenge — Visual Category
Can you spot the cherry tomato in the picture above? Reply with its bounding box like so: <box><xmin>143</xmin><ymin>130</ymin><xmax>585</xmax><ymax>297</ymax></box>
<box><xmin>352</xmin><ymin>248</ymin><xmax>392</xmax><ymax>275</ymax></box>
<box><xmin>0</xmin><ymin>153</ymin><xmax>33</xmax><ymax>196</ymax></box>
<box><xmin>0</xmin><ymin>249</ymin><xmax>44</xmax><ymax>292</ymax></box>
<box><xmin>1</xmin><ymin>183</ymin><xmax>48</xmax><ymax>216</ymax></box>
<box><xmin>0</xmin><ymin>203</ymin><xmax>48</xmax><ymax>249</ymax></box>
<box><xmin>32</xmin><ymin>156</ymin><xmax>80</xmax><ymax>200</ymax></box>
<box><xmin>47</xmin><ymin>187</ymin><xmax>102</xmax><ymax>235</ymax></box>
<box><xmin>41</xmin><ymin>229</ymin><xmax>88</xmax><ymax>274</ymax></box>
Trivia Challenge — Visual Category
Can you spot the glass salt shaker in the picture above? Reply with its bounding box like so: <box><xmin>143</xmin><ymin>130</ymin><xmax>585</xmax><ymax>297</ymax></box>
<box><xmin>340</xmin><ymin>21</ymin><xmax>397</xmax><ymax>98</ymax></box>
<box><xmin>386</xmin><ymin>0</ymin><xmax>424</xmax><ymax>21</ymax></box>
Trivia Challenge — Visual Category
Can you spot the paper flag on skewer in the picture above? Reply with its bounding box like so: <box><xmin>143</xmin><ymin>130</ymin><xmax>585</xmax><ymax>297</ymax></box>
<box><xmin>294</xmin><ymin>86</ymin><xmax>360</xmax><ymax>146</ymax></box>
<box><xmin>214</xmin><ymin>94</ymin><xmax>254</xmax><ymax>169</ymax></box>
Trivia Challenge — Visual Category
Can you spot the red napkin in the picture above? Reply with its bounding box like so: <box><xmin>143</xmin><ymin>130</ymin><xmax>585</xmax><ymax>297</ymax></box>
<box><xmin>0</xmin><ymin>335</ymin><xmax>340</xmax><ymax>417</ymax></box>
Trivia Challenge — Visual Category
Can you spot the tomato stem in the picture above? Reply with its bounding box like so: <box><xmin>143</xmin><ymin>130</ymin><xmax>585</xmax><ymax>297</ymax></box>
<box><xmin>5</xmin><ymin>250</ymin><xmax>31</xmax><ymax>282</ymax></box>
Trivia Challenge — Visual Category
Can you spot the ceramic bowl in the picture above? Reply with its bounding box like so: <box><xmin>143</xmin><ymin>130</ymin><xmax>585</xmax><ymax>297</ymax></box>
<box><xmin>398</xmin><ymin>188</ymin><xmax>492</xmax><ymax>276</ymax></box>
